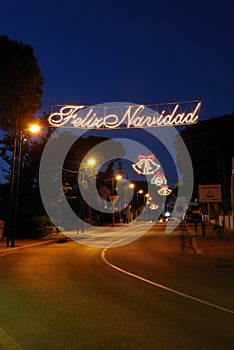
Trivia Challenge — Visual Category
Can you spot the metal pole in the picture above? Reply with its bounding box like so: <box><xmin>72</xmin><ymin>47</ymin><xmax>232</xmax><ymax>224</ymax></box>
<box><xmin>6</xmin><ymin>128</ymin><xmax>18</xmax><ymax>247</ymax></box>
<box><xmin>111</xmin><ymin>178</ymin><xmax>114</xmax><ymax>227</ymax></box>
<box><xmin>231</xmin><ymin>158</ymin><xmax>234</xmax><ymax>230</ymax></box>
<box><xmin>82</xmin><ymin>172</ymin><xmax>85</xmax><ymax>233</ymax></box>
<box><xmin>11</xmin><ymin>130</ymin><xmax>23</xmax><ymax>247</ymax></box>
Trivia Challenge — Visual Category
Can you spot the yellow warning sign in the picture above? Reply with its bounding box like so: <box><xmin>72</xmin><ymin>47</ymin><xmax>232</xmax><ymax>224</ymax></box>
<box><xmin>198</xmin><ymin>184</ymin><xmax>222</xmax><ymax>202</ymax></box>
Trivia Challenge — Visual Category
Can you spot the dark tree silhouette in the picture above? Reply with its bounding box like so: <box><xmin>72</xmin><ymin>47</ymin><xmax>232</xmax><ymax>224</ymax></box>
<box><xmin>0</xmin><ymin>35</ymin><xmax>44</xmax><ymax>132</ymax></box>
<box><xmin>179</xmin><ymin>112</ymin><xmax>234</xmax><ymax>213</ymax></box>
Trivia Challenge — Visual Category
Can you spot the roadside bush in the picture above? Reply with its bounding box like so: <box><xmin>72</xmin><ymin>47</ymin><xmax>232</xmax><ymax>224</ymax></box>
<box><xmin>32</xmin><ymin>216</ymin><xmax>56</xmax><ymax>236</ymax></box>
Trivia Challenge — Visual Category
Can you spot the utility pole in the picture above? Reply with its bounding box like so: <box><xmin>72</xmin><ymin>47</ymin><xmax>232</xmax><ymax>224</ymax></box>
<box><xmin>231</xmin><ymin>158</ymin><xmax>234</xmax><ymax>229</ymax></box>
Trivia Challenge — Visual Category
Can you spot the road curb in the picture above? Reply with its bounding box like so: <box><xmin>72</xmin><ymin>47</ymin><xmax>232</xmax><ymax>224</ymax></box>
<box><xmin>0</xmin><ymin>239</ymin><xmax>54</xmax><ymax>256</ymax></box>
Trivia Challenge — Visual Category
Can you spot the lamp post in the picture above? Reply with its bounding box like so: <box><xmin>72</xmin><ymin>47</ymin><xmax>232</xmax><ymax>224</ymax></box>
<box><xmin>122</xmin><ymin>182</ymin><xmax>134</xmax><ymax>207</ymax></box>
<box><xmin>79</xmin><ymin>158</ymin><xmax>96</xmax><ymax>232</ymax></box>
<box><xmin>144</xmin><ymin>193</ymin><xmax>150</xmax><ymax>207</ymax></box>
<box><xmin>136</xmin><ymin>189</ymin><xmax>143</xmax><ymax>211</ymax></box>
<box><xmin>9</xmin><ymin>124</ymin><xmax>41</xmax><ymax>247</ymax></box>
<box><xmin>231</xmin><ymin>158</ymin><xmax>234</xmax><ymax>228</ymax></box>
<box><xmin>109</xmin><ymin>174</ymin><xmax>122</xmax><ymax>227</ymax></box>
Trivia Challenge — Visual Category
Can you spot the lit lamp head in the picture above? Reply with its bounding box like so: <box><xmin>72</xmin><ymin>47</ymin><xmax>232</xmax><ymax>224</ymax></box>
<box><xmin>28</xmin><ymin>124</ymin><xmax>41</xmax><ymax>133</ymax></box>
<box><xmin>87</xmin><ymin>158</ymin><xmax>96</xmax><ymax>166</ymax></box>
<box><xmin>115</xmin><ymin>174</ymin><xmax>122</xmax><ymax>181</ymax></box>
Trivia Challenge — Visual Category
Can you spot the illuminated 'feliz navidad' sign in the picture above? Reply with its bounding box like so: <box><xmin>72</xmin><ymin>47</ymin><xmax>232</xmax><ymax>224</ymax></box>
<box><xmin>48</xmin><ymin>101</ymin><xmax>202</xmax><ymax>129</ymax></box>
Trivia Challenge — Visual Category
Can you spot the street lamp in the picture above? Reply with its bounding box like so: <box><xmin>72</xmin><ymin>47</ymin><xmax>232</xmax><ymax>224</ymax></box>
<box><xmin>87</xmin><ymin>158</ymin><xmax>96</xmax><ymax>166</ymax></box>
<box><xmin>122</xmin><ymin>182</ymin><xmax>134</xmax><ymax>207</ymax></box>
<box><xmin>145</xmin><ymin>193</ymin><xmax>150</xmax><ymax>204</ymax></box>
<box><xmin>28</xmin><ymin>124</ymin><xmax>41</xmax><ymax>133</ymax></box>
<box><xmin>109</xmin><ymin>174</ymin><xmax>122</xmax><ymax>227</ymax></box>
<box><xmin>136</xmin><ymin>189</ymin><xmax>143</xmax><ymax>211</ymax></box>
<box><xmin>8</xmin><ymin>124</ymin><xmax>41</xmax><ymax>247</ymax></box>
<box><xmin>79</xmin><ymin>158</ymin><xmax>96</xmax><ymax>232</ymax></box>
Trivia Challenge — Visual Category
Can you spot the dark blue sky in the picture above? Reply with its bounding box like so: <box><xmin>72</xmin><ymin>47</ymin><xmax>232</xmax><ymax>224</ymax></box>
<box><xmin>1</xmin><ymin>0</ymin><xmax>234</xmax><ymax>120</ymax></box>
<box><xmin>0</xmin><ymin>0</ymin><xmax>234</xmax><ymax>186</ymax></box>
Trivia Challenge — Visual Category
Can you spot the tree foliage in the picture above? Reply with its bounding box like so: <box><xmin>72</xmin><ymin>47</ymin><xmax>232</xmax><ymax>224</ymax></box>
<box><xmin>179</xmin><ymin>112</ymin><xmax>234</xmax><ymax>212</ymax></box>
<box><xmin>0</xmin><ymin>35</ymin><xmax>44</xmax><ymax>131</ymax></box>
<box><xmin>62</xmin><ymin>135</ymin><xmax>126</xmax><ymax>203</ymax></box>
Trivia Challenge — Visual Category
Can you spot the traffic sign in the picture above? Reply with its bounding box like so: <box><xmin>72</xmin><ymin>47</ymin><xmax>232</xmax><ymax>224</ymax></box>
<box><xmin>198</xmin><ymin>184</ymin><xmax>222</xmax><ymax>202</ymax></box>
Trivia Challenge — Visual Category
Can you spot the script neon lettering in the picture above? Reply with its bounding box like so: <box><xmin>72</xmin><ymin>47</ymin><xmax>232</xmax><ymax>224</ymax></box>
<box><xmin>114</xmin><ymin>105</ymin><xmax>145</xmax><ymax>128</ymax></box>
<box><xmin>91</xmin><ymin>117</ymin><xmax>104</xmax><ymax>128</ymax></box>
<box><xmin>80</xmin><ymin>109</ymin><xmax>95</xmax><ymax>127</ymax></box>
<box><xmin>158</xmin><ymin>105</ymin><xmax>179</xmax><ymax>125</ymax></box>
<box><xmin>183</xmin><ymin>103</ymin><xmax>200</xmax><ymax>124</ymax></box>
<box><xmin>143</xmin><ymin>115</ymin><xmax>157</xmax><ymax>127</ymax></box>
<box><xmin>48</xmin><ymin>102</ymin><xmax>201</xmax><ymax>129</ymax></box>
<box><xmin>173</xmin><ymin>113</ymin><xmax>185</xmax><ymax>124</ymax></box>
<box><xmin>48</xmin><ymin>105</ymin><xmax>85</xmax><ymax>127</ymax></box>
<box><xmin>104</xmin><ymin>114</ymin><xmax>119</xmax><ymax>128</ymax></box>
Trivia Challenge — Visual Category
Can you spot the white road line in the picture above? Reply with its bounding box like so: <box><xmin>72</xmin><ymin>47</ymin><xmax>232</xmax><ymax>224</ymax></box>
<box><xmin>0</xmin><ymin>328</ymin><xmax>24</xmax><ymax>350</ymax></box>
<box><xmin>101</xmin><ymin>237</ymin><xmax>234</xmax><ymax>316</ymax></box>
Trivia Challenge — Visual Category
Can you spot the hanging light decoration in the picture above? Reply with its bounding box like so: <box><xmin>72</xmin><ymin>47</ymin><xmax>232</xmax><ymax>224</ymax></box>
<box><xmin>150</xmin><ymin>203</ymin><xmax>159</xmax><ymax>210</ymax></box>
<box><xmin>157</xmin><ymin>185</ymin><xmax>172</xmax><ymax>196</ymax></box>
<box><xmin>132</xmin><ymin>154</ymin><xmax>160</xmax><ymax>175</ymax></box>
<box><xmin>133</xmin><ymin>154</ymin><xmax>172</xmax><ymax>196</ymax></box>
<box><xmin>151</xmin><ymin>172</ymin><xmax>167</xmax><ymax>186</ymax></box>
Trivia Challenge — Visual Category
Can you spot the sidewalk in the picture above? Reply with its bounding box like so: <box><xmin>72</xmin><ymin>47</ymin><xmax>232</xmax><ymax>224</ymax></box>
<box><xmin>160</xmin><ymin>221</ymin><xmax>234</xmax><ymax>259</ymax></box>
<box><xmin>0</xmin><ymin>234</ymin><xmax>60</xmax><ymax>255</ymax></box>
<box><xmin>195</xmin><ymin>229</ymin><xmax>234</xmax><ymax>259</ymax></box>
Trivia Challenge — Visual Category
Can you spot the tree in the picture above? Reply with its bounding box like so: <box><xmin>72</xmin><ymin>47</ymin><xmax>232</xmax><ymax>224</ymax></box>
<box><xmin>62</xmin><ymin>135</ymin><xmax>125</xmax><ymax>218</ymax></box>
<box><xmin>0</xmin><ymin>35</ymin><xmax>44</xmax><ymax>244</ymax></box>
<box><xmin>0</xmin><ymin>35</ymin><xmax>44</xmax><ymax>132</ymax></box>
<box><xmin>178</xmin><ymin>112</ymin><xmax>234</xmax><ymax>213</ymax></box>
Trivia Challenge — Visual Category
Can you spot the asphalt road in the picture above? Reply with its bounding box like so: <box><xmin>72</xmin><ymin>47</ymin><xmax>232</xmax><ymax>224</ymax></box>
<box><xmin>0</xmin><ymin>226</ymin><xmax>233</xmax><ymax>350</ymax></box>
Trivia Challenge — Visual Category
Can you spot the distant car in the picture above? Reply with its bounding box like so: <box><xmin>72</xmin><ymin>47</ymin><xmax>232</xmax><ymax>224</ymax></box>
<box><xmin>158</xmin><ymin>216</ymin><xmax>169</xmax><ymax>222</ymax></box>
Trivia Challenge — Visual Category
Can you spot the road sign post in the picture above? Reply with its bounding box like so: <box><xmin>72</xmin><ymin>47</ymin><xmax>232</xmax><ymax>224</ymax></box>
<box><xmin>198</xmin><ymin>184</ymin><xmax>222</xmax><ymax>203</ymax></box>
<box><xmin>198</xmin><ymin>185</ymin><xmax>222</xmax><ymax>236</ymax></box>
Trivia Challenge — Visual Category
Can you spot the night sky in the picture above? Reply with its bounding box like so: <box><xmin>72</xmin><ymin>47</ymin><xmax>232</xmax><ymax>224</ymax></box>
<box><xmin>1</xmin><ymin>0</ymin><xmax>234</xmax><ymax>119</ymax></box>
<box><xmin>0</xmin><ymin>1</ymin><xmax>234</xmax><ymax>185</ymax></box>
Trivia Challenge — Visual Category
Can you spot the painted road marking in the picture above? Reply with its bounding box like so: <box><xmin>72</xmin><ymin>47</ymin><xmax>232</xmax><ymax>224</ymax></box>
<box><xmin>101</xmin><ymin>235</ymin><xmax>234</xmax><ymax>316</ymax></box>
<box><xmin>0</xmin><ymin>328</ymin><xmax>23</xmax><ymax>350</ymax></box>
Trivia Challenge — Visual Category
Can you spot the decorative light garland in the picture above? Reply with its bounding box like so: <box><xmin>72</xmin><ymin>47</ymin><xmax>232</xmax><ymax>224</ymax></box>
<box><xmin>132</xmin><ymin>154</ymin><xmax>172</xmax><ymax>196</ymax></box>
<box><xmin>132</xmin><ymin>154</ymin><xmax>160</xmax><ymax>175</ymax></box>
<box><xmin>151</xmin><ymin>172</ymin><xmax>167</xmax><ymax>186</ymax></box>
<box><xmin>48</xmin><ymin>101</ymin><xmax>202</xmax><ymax>129</ymax></box>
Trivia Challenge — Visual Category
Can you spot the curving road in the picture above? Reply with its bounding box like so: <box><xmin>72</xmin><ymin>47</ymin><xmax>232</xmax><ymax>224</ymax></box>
<box><xmin>0</xmin><ymin>225</ymin><xmax>234</xmax><ymax>349</ymax></box>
